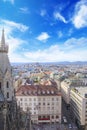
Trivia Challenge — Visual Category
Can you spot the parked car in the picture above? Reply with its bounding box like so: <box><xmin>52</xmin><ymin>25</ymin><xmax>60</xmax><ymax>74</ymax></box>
<box><xmin>68</xmin><ymin>124</ymin><xmax>72</xmax><ymax>129</ymax></box>
<box><xmin>63</xmin><ymin>116</ymin><xmax>67</xmax><ymax>123</ymax></box>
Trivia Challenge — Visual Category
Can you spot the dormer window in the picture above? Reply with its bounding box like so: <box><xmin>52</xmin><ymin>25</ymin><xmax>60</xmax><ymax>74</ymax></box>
<box><xmin>47</xmin><ymin>90</ymin><xmax>50</xmax><ymax>94</ymax></box>
<box><xmin>33</xmin><ymin>91</ymin><xmax>36</xmax><ymax>95</ymax></box>
<box><xmin>29</xmin><ymin>91</ymin><xmax>31</xmax><ymax>94</ymax></box>
<box><xmin>51</xmin><ymin>91</ymin><xmax>54</xmax><ymax>94</ymax></box>
<box><xmin>42</xmin><ymin>90</ymin><xmax>45</xmax><ymax>94</ymax></box>
<box><xmin>38</xmin><ymin>91</ymin><xmax>41</xmax><ymax>94</ymax></box>
<box><xmin>24</xmin><ymin>91</ymin><xmax>27</xmax><ymax>95</ymax></box>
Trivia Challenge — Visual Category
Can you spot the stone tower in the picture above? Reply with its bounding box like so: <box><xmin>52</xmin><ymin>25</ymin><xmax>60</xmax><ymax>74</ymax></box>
<box><xmin>0</xmin><ymin>29</ymin><xmax>22</xmax><ymax>130</ymax></box>
<box><xmin>0</xmin><ymin>28</ymin><xmax>14</xmax><ymax>101</ymax></box>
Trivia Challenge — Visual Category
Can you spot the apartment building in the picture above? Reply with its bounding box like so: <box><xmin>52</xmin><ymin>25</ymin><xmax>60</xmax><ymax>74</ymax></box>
<box><xmin>61</xmin><ymin>78</ymin><xmax>86</xmax><ymax>105</ymax></box>
<box><xmin>70</xmin><ymin>87</ymin><xmax>87</xmax><ymax>130</ymax></box>
<box><xmin>61</xmin><ymin>79</ymin><xmax>72</xmax><ymax>105</ymax></box>
<box><xmin>16</xmin><ymin>84</ymin><xmax>61</xmax><ymax>124</ymax></box>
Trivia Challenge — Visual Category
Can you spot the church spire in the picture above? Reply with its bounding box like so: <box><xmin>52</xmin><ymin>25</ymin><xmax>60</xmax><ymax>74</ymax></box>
<box><xmin>1</xmin><ymin>28</ymin><xmax>5</xmax><ymax>47</ymax></box>
<box><xmin>0</xmin><ymin>28</ymin><xmax>8</xmax><ymax>53</ymax></box>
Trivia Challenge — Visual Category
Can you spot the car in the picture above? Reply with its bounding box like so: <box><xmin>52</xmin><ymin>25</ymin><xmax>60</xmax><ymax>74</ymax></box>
<box><xmin>63</xmin><ymin>116</ymin><xmax>66</xmax><ymax>119</ymax></box>
<box><xmin>73</xmin><ymin>126</ymin><xmax>77</xmax><ymax>128</ymax></box>
<box><xmin>69</xmin><ymin>124</ymin><xmax>72</xmax><ymax>129</ymax></box>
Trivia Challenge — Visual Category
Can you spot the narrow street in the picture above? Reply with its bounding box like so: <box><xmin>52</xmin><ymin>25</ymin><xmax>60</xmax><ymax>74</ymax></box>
<box><xmin>62</xmin><ymin>99</ymin><xmax>78</xmax><ymax>130</ymax></box>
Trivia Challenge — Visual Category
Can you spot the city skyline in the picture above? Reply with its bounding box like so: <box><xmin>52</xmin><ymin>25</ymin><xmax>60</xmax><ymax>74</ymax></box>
<box><xmin>0</xmin><ymin>0</ymin><xmax>87</xmax><ymax>63</ymax></box>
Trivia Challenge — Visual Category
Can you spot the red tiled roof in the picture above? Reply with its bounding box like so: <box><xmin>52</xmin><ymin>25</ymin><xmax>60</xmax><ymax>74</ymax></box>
<box><xmin>15</xmin><ymin>84</ymin><xmax>61</xmax><ymax>96</ymax></box>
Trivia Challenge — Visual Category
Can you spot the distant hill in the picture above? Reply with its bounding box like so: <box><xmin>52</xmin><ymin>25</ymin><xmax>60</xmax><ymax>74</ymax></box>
<box><xmin>11</xmin><ymin>61</ymin><xmax>87</xmax><ymax>66</ymax></box>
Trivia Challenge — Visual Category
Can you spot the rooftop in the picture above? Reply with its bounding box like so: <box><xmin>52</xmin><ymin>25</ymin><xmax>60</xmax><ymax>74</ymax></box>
<box><xmin>16</xmin><ymin>84</ymin><xmax>61</xmax><ymax>96</ymax></box>
<box><xmin>72</xmin><ymin>87</ymin><xmax>87</xmax><ymax>98</ymax></box>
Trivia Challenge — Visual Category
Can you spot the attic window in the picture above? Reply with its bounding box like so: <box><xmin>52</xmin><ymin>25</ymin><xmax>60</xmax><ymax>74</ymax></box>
<box><xmin>22</xmin><ymin>91</ymin><xmax>24</xmax><ymax>95</ymax></box>
<box><xmin>22</xmin><ymin>91</ymin><xmax>27</xmax><ymax>95</ymax></box>
<box><xmin>33</xmin><ymin>91</ymin><xmax>36</xmax><ymax>94</ymax></box>
<box><xmin>42</xmin><ymin>91</ymin><xmax>45</xmax><ymax>94</ymax></box>
<box><xmin>24</xmin><ymin>91</ymin><xmax>27</xmax><ymax>95</ymax></box>
<box><xmin>51</xmin><ymin>91</ymin><xmax>54</xmax><ymax>94</ymax></box>
<box><xmin>47</xmin><ymin>90</ymin><xmax>50</xmax><ymax>94</ymax></box>
<box><xmin>38</xmin><ymin>91</ymin><xmax>41</xmax><ymax>94</ymax></box>
<box><xmin>28</xmin><ymin>91</ymin><xmax>31</xmax><ymax>94</ymax></box>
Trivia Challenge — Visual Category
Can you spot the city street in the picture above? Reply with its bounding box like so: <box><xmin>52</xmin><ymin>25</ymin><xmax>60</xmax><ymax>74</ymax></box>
<box><xmin>32</xmin><ymin>123</ymin><xmax>67</xmax><ymax>130</ymax></box>
<box><xmin>32</xmin><ymin>122</ymin><xmax>78</xmax><ymax>130</ymax></box>
<box><xmin>62</xmin><ymin>99</ymin><xmax>78</xmax><ymax>130</ymax></box>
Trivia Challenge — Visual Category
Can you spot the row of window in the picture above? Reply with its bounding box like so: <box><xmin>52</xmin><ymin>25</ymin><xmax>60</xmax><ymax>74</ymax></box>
<box><xmin>38</xmin><ymin>102</ymin><xmax>59</xmax><ymax>106</ymax></box>
<box><xmin>20</xmin><ymin>102</ymin><xmax>59</xmax><ymax>107</ymax></box>
<box><xmin>22</xmin><ymin>106</ymin><xmax>58</xmax><ymax>114</ymax></box>
<box><xmin>22</xmin><ymin>90</ymin><xmax>57</xmax><ymax>95</ymax></box>
<box><xmin>38</xmin><ymin>115</ymin><xmax>59</xmax><ymax>119</ymax></box>
<box><xmin>19</xmin><ymin>97</ymin><xmax>59</xmax><ymax>101</ymax></box>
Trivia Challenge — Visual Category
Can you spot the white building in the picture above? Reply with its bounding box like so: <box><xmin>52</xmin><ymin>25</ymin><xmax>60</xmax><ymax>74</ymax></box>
<box><xmin>61</xmin><ymin>78</ymin><xmax>86</xmax><ymax>105</ymax></box>
<box><xmin>61</xmin><ymin>79</ymin><xmax>72</xmax><ymax>104</ymax></box>
<box><xmin>16</xmin><ymin>84</ymin><xmax>61</xmax><ymax>124</ymax></box>
<box><xmin>70</xmin><ymin>87</ymin><xmax>87</xmax><ymax>130</ymax></box>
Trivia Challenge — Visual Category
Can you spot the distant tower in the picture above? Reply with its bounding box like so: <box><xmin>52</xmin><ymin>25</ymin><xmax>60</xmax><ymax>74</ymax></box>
<box><xmin>0</xmin><ymin>28</ymin><xmax>14</xmax><ymax>101</ymax></box>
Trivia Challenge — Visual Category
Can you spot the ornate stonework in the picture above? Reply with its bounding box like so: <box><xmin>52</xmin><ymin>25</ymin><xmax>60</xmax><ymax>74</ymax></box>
<box><xmin>0</xmin><ymin>29</ymin><xmax>14</xmax><ymax>101</ymax></box>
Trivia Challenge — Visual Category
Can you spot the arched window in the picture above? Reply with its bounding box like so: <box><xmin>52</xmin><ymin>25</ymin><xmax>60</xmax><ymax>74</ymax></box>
<box><xmin>0</xmin><ymin>82</ymin><xmax>1</xmax><ymax>89</ymax></box>
<box><xmin>7</xmin><ymin>81</ymin><xmax>9</xmax><ymax>88</ymax></box>
<box><xmin>7</xmin><ymin>92</ymin><xmax>9</xmax><ymax>98</ymax></box>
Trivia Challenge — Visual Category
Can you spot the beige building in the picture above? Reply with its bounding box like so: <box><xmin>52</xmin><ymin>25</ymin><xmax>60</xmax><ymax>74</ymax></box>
<box><xmin>16</xmin><ymin>84</ymin><xmax>61</xmax><ymax>124</ymax></box>
<box><xmin>61</xmin><ymin>79</ymin><xmax>72</xmax><ymax>104</ymax></box>
<box><xmin>70</xmin><ymin>87</ymin><xmax>87</xmax><ymax>130</ymax></box>
<box><xmin>61</xmin><ymin>78</ymin><xmax>86</xmax><ymax>105</ymax></box>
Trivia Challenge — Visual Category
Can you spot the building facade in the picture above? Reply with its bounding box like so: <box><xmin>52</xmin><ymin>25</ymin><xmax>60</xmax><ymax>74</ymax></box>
<box><xmin>0</xmin><ymin>29</ymin><xmax>14</xmax><ymax>101</ymax></box>
<box><xmin>0</xmin><ymin>29</ymin><xmax>20</xmax><ymax>130</ymax></box>
<box><xmin>16</xmin><ymin>84</ymin><xmax>61</xmax><ymax>124</ymax></box>
<box><xmin>70</xmin><ymin>87</ymin><xmax>87</xmax><ymax>130</ymax></box>
<box><xmin>61</xmin><ymin>79</ymin><xmax>71</xmax><ymax>104</ymax></box>
<box><xmin>61</xmin><ymin>78</ymin><xmax>86</xmax><ymax>105</ymax></box>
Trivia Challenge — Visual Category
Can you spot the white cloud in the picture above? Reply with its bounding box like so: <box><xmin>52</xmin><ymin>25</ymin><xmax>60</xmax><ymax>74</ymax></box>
<box><xmin>54</xmin><ymin>12</ymin><xmax>68</xmax><ymax>23</ymax></box>
<box><xmin>0</xmin><ymin>18</ymin><xmax>87</xmax><ymax>63</ymax></box>
<box><xmin>1</xmin><ymin>19</ymin><xmax>29</xmax><ymax>32</ymax></box>
<box><xmin>19</xmin><ymin>7</ymin><xmax>29</xmax><ymax>14</ymax></box>
<box><xmin>6</xmin><ymin>36</ymin><xmax>27</xmax><ymax>63</ymax></box>
<box><xmin>36</xmin><ymin>32</ymin><xmax>50</xmax><ymax>41</ymax></box>
<box><xmin>3</xmin><ymin>0</ymin><xmax>14</xmax><ymax>4</ymax></box>
<box><xmin>64</xmin><ymin>37</ymin><xmax>87</xmax><ymax>48</ymax></box>
<box><xmin>23</xmin><ymin>42</ymin><xmax>87</xmax><ymax>62</ymax></box>
<box><xmin>26</xmin><ymin>37</ymin><xmax>87</xmax><ymax>62</ymax></box>
<box><xmin>7</xmin><ymin>36</ymin><xmax>25</xmax><ymax>54</ymax></box>
<box><xmin>40</xmin><ymin>9</ymin><xmax>46</xmax><ymax>17</ymax></box>
<box><xmin>9</xmin><ymin>53</ymin><xmax>28</xmax><ymax>63</ymax></box>
<box><xmin>72</xmin><ymin>0</ymin><xmax>87</xmax><ymax>28</ymax></box>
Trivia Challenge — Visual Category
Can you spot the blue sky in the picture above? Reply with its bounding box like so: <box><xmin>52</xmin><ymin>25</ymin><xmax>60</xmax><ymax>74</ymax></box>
<box><xmin>0</xmin><ymin>0</ymin><xmax>87</xmax><ymax>62</ymax></box>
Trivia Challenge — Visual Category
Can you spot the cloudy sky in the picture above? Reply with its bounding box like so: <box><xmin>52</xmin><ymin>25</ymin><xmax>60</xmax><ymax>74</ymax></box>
<box><xmin>0</xmin><ymin>0</ymin><xmax>87</xmax><ymax>62</ymax></box>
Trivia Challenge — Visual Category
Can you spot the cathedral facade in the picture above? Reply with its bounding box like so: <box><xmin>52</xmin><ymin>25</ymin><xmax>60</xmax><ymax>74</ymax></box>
<box><xmin>0</xmin><ymin>29</ymin><xmax>21</xmax><ymax>130</ymax></box>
